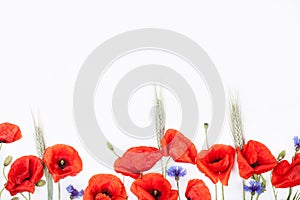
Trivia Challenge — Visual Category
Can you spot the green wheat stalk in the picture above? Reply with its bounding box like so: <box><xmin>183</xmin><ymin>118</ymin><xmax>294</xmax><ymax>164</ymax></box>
<box><xmin>154</xmin><ymin>86</ymin><xmax>165</xmax><ymax>150</ymax></box>
<box><xmin>229</xmin><ymin>94</ymin><xmax>245</xmax><ymax>149</ymax></box>
<box><xmin>31</xmin><ymin>111</ymin><xmax>53</xmax><ymax>200</ymax></box>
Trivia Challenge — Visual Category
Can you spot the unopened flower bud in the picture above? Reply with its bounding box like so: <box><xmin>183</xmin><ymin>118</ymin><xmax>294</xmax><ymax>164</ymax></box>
<box><xmin>204</xmin><ymin>123</ymin><xmax>209</xmax><ymax>130</ymax></box>
<box><xmin>106</xmin><ymin>141</ymin><xmax>114</xmax><ymax>151</ymax></box>
<box><xmin>11</xmin><ymin>197</ymin><xmax>19</xmax><ymax>200</ymax></box>
<box><xmin>4</xmin><ymin>155</ymin><xmax>13</xmax><ymax>166</ymax></box>
<box><xmin>277</xmin><ymin>150</ymin><xmax>286</xmax><ymax>161</ymax></box>
<box><xmin>36</xmin><ymin>180</ymin><xmax>46</xmax><ymax>187</ymax></box>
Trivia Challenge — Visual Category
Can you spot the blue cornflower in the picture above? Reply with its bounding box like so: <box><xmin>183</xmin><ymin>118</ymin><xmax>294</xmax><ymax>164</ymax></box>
<box><xmin>294</xmin><ymin>136</ymin><xmax>300</xmax><ymax>150</ymax></box>
<box><xmin>167</xmin><ymin>165</ymin><xmax>187</xmax><ymax>181</ymax></box>
<box><xmin>66</xmin><ymin>185</ymin><xmax>84</xmax><ymax>199</ymax></box>
<box><xmin>244</xmin><ymin>180</ymin><xmax>264</xmax><ymax>195</ymax></box>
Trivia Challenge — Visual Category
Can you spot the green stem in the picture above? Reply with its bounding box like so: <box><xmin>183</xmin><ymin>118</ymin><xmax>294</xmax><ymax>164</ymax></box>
<box><xmin>45</xmin><ymin>169</ymin><xmax>53</xmax><ymax>200</ymax></box>
<box><xmin>112</xmin><ymin>149</ymin><xmax>120</xmax><ymax>158</ymax></box>
<box><xmin>0</xmin><ymin>187</ymin><xmax>5</xmax><ymax>199</ymax></box>
<box><xmin>243</xmin><ymin>180</ymin><xmax>246</xmax><ymax>200</ymax></box>
<box><xmin>161</xmin><ymin>158</ymin><xmax>164</xmax><ymax>175</ymax></box>
<box><xmin>58</xmin><ymin>181</ymin><xmax>61</xmax><ymax>200</ymax></box>
<box><xmin>176</xmin><ymin>180</ymin><xmax>181</xmax><ymax>200</ymax></box>
<box><xmin>272</xmin><ymin>186</ymin><xmax>277</xmax><ymax>200</ymax></box>
<box><xmin>221</xmin><ymin>184</ymin><xmax>224</xmax><ymax>200</ymax></box>
<box><xmin>163</xmin><ymin>156</ymin><xmax>171</xmax><ymax>178</ymax></box>
<box><xmin>28</xmin><ymin>192</ymin><xmax>31</xmax><ymax>200</ymax></box>
<box><xmin>0</xmin><ymin>143</ymin><xmax>2</xmax><ymax>152</ymax></box>
<box><xmin>250</xmin><ymin>195</ymin><xmax>254</xmax><ymax>200</ymax></box>
<box><xmin>205</xmin><ymin>128</ymin><xmax>209</xmax><ymax>150</ymax></box>
<box><xmin>286</xmin><ymin>187</ymin><xmax>292</xmax><ymax>200</ymax></box>
<box><xmin>21</xmin><ymin>193</ymin><xmax>29</xmax><ymax>200</ymax></box>
<box><xmin>256</xmin><ymin>194</ymin><xmax>260</xmax><ymax>200</ymax></box>
<box><xmin>215</xmin><ymin>184</ymin><xmax>218</xmax><ymax>200</ymax></box>
<box><xmin>2</xmin><ymin>166</ymin><xmax>7</xmax><ymax>182</ymax></box>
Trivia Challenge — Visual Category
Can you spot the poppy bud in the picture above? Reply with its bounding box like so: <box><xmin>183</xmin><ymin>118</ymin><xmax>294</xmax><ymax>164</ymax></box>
<box><xmin>277</xmin><ymin>150</ymin><xmax>286</xmax><ymax>161</ymax></box>
<box><xmin>36</xmin><ymin>180</ymin><xmax>46</xmax><ymax>187</ymax></box>
<box><xmin>106</xmin><ymin>141</ymin><xmax>114</xmax><ymax>151</ymax></box>
<box><xmin>204</xmin><ymin>123</ymin><xmax>209</xmax><ymax>131</ymax></box>
<box><xmin>4</xmin><ymin>155</ymin><xmax>13</xmax><ymax>166</ymax></box>
<box><xmin>11</xmin><ymin>197</ymin><xmax>19</xmax><ymax>200</ymax></box>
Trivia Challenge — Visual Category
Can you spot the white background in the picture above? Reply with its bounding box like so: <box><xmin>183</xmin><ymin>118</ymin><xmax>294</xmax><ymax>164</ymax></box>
<box><xmin>1</xmin><ymin>1</ymin><xmax>300</xmax><ymax>199</ymax></box>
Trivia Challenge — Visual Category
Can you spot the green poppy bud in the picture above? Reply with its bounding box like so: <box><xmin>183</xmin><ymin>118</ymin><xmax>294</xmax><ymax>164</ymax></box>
<box><xmin>36</xmin><ymin>180</ymin><xmax>46</xmax><ymax>187</ymax></box>
<box><xmin>106</xmin><ymin>141</ymin><xmax>114</xmax><ymax>151</ymax></box>
<box><xmin>277</xmin><ymin>150</ymin><xmax>286</xmax><ymax>161</ymax></box>
<box><xmin>204</xmin><ymin>123</ymin><xmax>209</xmax><ymax>130</ymax></box>
<box><xmin>4</xmin><ymin>155</ymin><xmax>13</xmax><ymax>166</ymax></box>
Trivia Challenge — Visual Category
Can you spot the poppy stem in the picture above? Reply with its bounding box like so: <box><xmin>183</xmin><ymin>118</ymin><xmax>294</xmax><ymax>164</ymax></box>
<box><xmin>2</xmin><ymin>166</ymin><xmax>7</xmax><ymax>182</ymax></box>
<box><xmin>58</xmin><ymin>181</ymin><xmax>61</xmax><ymax>200</ymax></box>
<box><xmin>21</xmin><ymin>193</ymin><xmax>29</xmax><ymax>200</ymax></box>
<box><xmin>0</xmin><ymin>143</ymin><xmax>2</xmax><ymax>152</ymax></box>
<box><xmin>28</xmin><ymin>192</ymin><xmax>31</xmax><ymax>200</ymax></box>
<box><xmin>221</xmin><ymin>184</ymin><xmax>224</xmax><ymax>200</ymax></box>
<box><xmin>163</xmin><ymin>156</ymin><xmax>171</xmax><ymax>178</ymax></box>
<box><xmin>243</xmin><ymin>179</ymin><xmax>246</xmax><ymax>200</ymax></box>
<box><xmin>45</xmin><ymin>170</ymin><xmax>53</xmax><ymax>200</ymax></box>
<box><xmin>215</xmin><ymin>184</ymin><xmax>218</xmax><ymax>200</ymax></box>
<box><xmin>0</xmin><ymin>187</ymin><xmax>5</xmax><ymax>199</ymax></box>
<box><xmin>286</xmin><ymin>187</ymin><xmax>292</xmax><ymax>200</ymax></box>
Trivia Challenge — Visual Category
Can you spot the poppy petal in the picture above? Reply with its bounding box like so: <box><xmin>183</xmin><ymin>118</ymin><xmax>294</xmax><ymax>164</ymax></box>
<box><xmin>196</xmin><ymin>144</ymin><xmax>235</xmax><ymax>185</ymax></box>
<box><xmin>131</xmin><ymin>173</ymin><xmax>178</xmax><ymax>200</ymax></box>
<box><xmin>0</xmin><ymin>122</ymin><xmax>22</xmax><ymax>143</ymax></box>
<box><xmin>272</xmin><ymin>153</ymin><xmax>300</xmax><ymax>188</ymax></box>
<box><xmin>185</xmin><ymin>179</ymin><xmax>211</xmax><ymax>200</ymax></box>
<box><xmin>161</xmin><ymin>129</ymin><xmax>197</xmax><ymax>164</ymax></box>
<box><xmin>43</xmin><ymin>144</ymin><xmax>83</xmax><ymax>182</ymax></box>
<box><xmin>114</xmin><ymin>146</ymin><xmax>162</xmax><ymax>179</ymax></box>
<box><xmin>5</xmin><ymin>156</ymin><xmax>44</xmax><ymax>196</ymax></box>
<box><xmin>237</xmin><ymin>140</ymin><xmax>277</xmax><ymax>179</ymax></box>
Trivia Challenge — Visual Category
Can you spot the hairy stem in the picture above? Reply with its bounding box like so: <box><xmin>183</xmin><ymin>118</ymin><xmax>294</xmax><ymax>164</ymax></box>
<box><xmin>2</xmin><ymin>166</ymin><xmax>7</xmax><ymax>182</ymax></box>
<box><xmin>163</xmin><ymin>157</ymin><xmax>171</xmax><ymax>178</ymax></box>
<box><xmin>21</xmin><ymin>193</ymin><xmax>29</xmax><ymax>200</ymax></box>
<box><xmin>215</xmin><ymin>184</ymin><xmax>218</xmax><ymax>200</ymax></box>
<box><xmin>58</xmin><ymin>181</ymin><xmax>61</xmax><ymax>200</ymax></box>
<box><xmin>222</xmin><ymin>184</ymin><xmax>224</xmax><ymax>200</ymax></box>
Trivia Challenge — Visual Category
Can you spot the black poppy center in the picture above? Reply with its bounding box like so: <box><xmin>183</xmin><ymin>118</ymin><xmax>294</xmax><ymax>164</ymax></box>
<box><xmin>58</xmin><ymin>159</ymin><xmax>67</xmax><ymax>169</ymax></box>
<box><xmin>211</xmin><ymin>158</ymin><xmax>222</xmax><ymax>164</ymax></box>
<box><xmin>101</xmin><ymin>189</ymin><xmax>112</xmax><ymax>198</ymax></box>
<box><xmin>151</xmin><ymin>189</ymin><xmax>161</xmax><ymax>199</ymax></box>
<box><xmin>250</xmin><ymin>162</ymin><xmax>259</xmax><ymax>168</ymax></box>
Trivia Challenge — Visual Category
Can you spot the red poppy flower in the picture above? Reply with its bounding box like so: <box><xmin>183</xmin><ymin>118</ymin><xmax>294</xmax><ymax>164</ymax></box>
<box><xmin>43</xmin><ymin>144</ymin><xmax>83</xmax><ymax>182</ymax></box>
<box><xmin>131</xmin><ymin>173</ymin><xmax>178</xmax><ymax>200</ymax></box>
<box><xmin>83</xmin><ymin>174</ymin><xmax>127</xmax><ymax>200</ymax></box>
<box><xmin>237</xmin><ymin>140</ymin><xmax>277</xmax><ymax>179</ymax></box>
<box><xmin>185</xmin><ymin>179</ymin><xmax>212</xmax><ymax>200</ymax></box>
<box><xmin>0</xmin><ymin>122</ymin><xmax>22</xmax><ymax>143</ymax></box>
<box><xmin>161</xmin><ymin>129</ymin><xmax>197</xmax><ymax>164</ymax></box>
<box><xmin>5</xmin><ymin>155</ymin><xmax>44</xmax><ymax>196</ymax></box>
<box><xmin>272</xmin><ymin>153</ymin><xmax>300</xmax><ymax>188</ymax></box>
<box><xmin>114</xmin><ymin>146</ymin><xmax>162</xmax><ymax>179</ymax></box>
<box><xmin>196</xmin><ymin>144</ymin><xmax>235</xmax><ymax>185</ymax></box>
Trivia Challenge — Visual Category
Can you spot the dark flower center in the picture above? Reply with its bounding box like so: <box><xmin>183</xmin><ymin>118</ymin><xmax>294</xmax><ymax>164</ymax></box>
<box><xmin>101</xmin><ymin>189</ymin><xmax>112</xmax><ymax>198</ymax></box>
<box><xmin>151</xmin><ymin>189</ymin><xmax>161</xmax><ymax>199</ymax></box>
<box><xmin>211</xmin><ymin>158</ymin><xmax>222</xmax><ymax>163</ymax></box>
<box><xmin>250</xmin><ymin>162</ymin><xmax>259</xmax><ymax>168</ymax></box>
<box><xmin>58</xmin><ymin>159</ymin><xmax>67</xmax><ymax>169</ymax></box>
